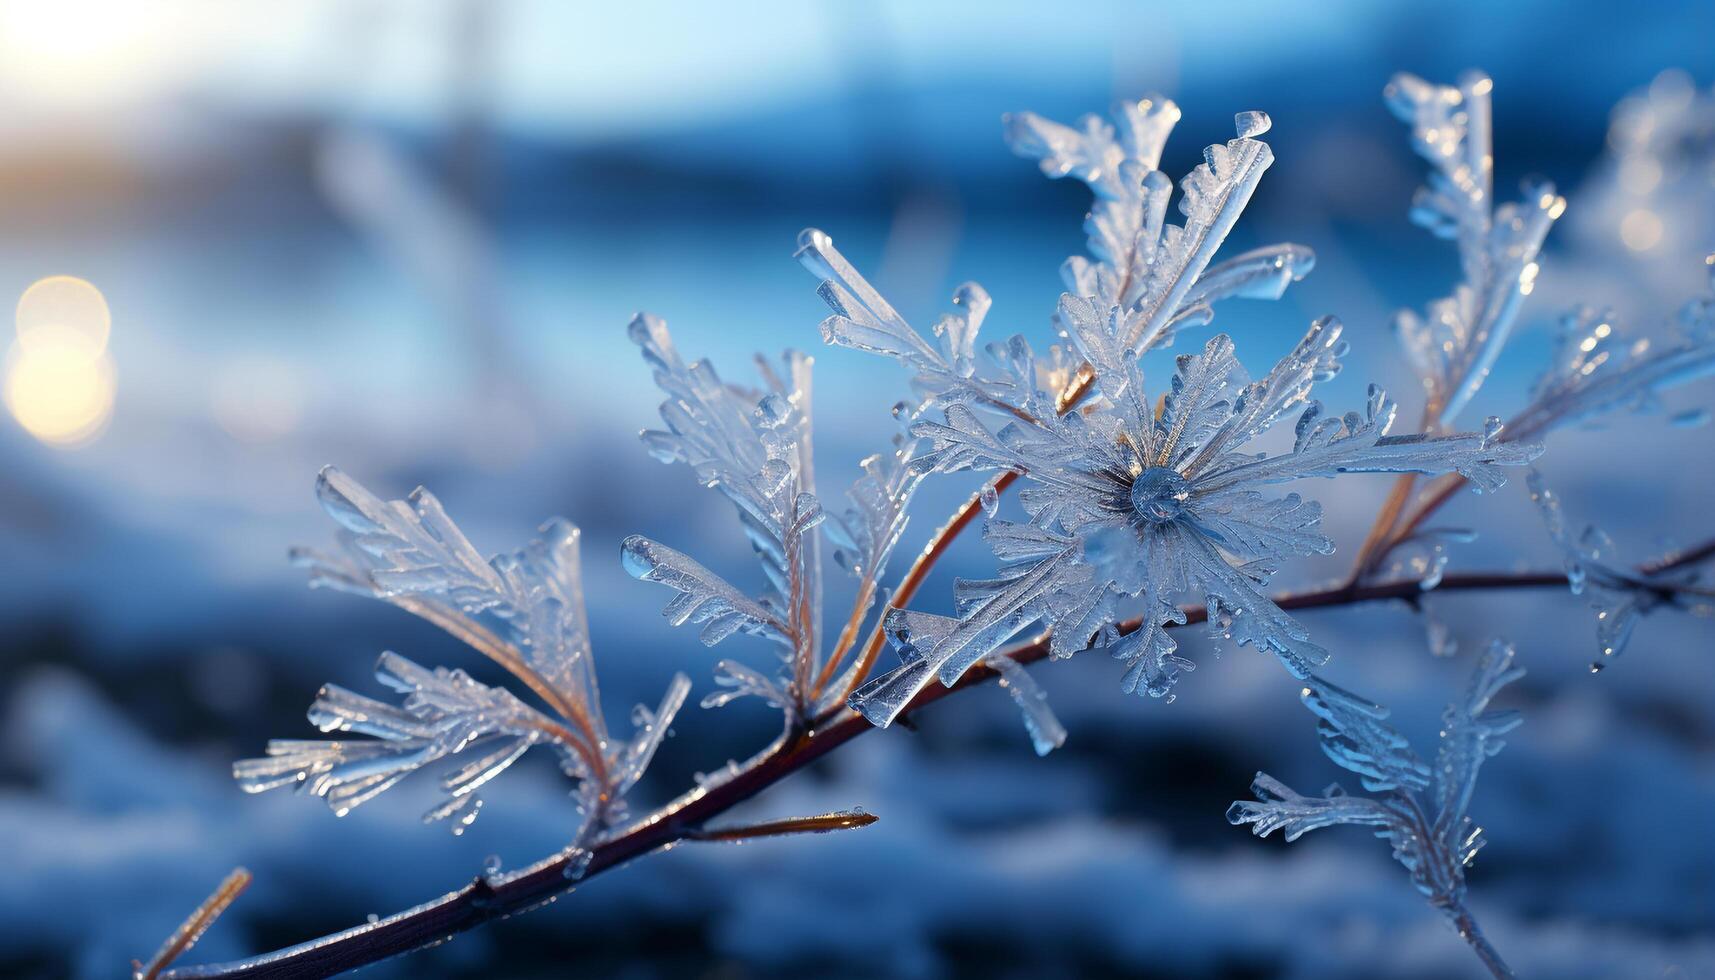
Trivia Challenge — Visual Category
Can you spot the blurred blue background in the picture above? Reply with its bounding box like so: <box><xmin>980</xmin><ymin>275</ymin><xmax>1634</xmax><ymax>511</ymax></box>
<box><xmin>2</xmin><ymin>1</ymin><xmax>1713</xmax><ymax>977</ymax></box>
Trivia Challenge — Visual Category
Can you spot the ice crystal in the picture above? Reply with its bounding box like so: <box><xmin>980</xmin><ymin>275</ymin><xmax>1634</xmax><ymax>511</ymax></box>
<box><xmin>1527</xmin><ymin>470</ymin><xmax>1713</xmax><ymax>667</ymax></box>
<box><xmin>1384</xmin><ymin>527</ymin><xmax>1479</xmax><ymax>592</ymax></box>
<box><xmin>1003</xmin><ymin>98</ymin><xmax>1313</xmax><ymax>360</ymax></box>
<box><xmin>1229</xmin><ymin>642</ymin><xmax>1524</xmax><ymax>933</ymax></box>
<box><xmin>1506</xmin><ymin>259</ymin><xmax>1715</xmax><ymax>442</ymax></box>
<box><xmin>797</xmin><ymin>107</ymin><xmax>1543</xmax><ymax>729</ymax></box>
<box><xmin>622</xmin><ymin>312</ymin><xmax>926</xmax><ymax>723</ymax></box>
<box><xmin>1386</xmin><ymin>71</ymin><xmax>1565</xmax><ymax>429</ymax></box>
<box><xmin>237</xmin><ymin>468</ymin><xmax>689</xmax><ymax>837</ymax></box>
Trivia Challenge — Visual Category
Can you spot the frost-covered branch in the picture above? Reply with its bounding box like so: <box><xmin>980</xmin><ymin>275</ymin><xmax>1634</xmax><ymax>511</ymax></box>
<box><xmin>1364</xmin><ymin>257</ymin><xmax>1715</xmax><ymax>575</ymax></box>
<box><xmin>189</xmin><ymin>74</ymin><xmax>1715</xmax><ymax>980</ymax></box>
<box><xmin>1229</xmin><ymin>642</ymin><xmax>1526</xmax><ymax>979</ymax></box>
<box><xmin>173</xmin><ymin>568</ymin><xmax>1578</xmax><ymax>980</ymax></box>
<box><xmin>248</xmin><ymin>470</ymin><xmax>690</xmax><ymax>840</ymax></box>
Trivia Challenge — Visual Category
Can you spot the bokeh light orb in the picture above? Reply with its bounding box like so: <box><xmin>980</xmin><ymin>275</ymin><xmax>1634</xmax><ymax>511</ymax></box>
<box><xmin>15</xmin><ymin>274</ymin><xmax>111</xmax><ymax>354</ymax></box>
<box><xmin>3</xmin><ymin>336</ymin><xmax>117</xmax><ymax>447</ymax></box>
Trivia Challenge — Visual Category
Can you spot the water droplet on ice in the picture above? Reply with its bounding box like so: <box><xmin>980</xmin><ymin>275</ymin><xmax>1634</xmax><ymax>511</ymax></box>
<box><xmin>366</xmin><ymin>913</ymin><xmax>379</xmax><ymax>924</ymax></box>
<box><xmin>482</xmin><ymin>854</ymin><xmax>502</xmax><ymax>876</ymax></box>
<box><xmin>1590</xmin><ymin>661</ymin><xmax>1605</xmax><ymax>673</ymax></box>
<box><xmin>980</xmin><ymin>483</ymin><xmax>999</xmax><ymax>517</ymax></box>
<box><xmin>1234</xmin><ymin>111</ymin><xmax>1272</xmax><ymax>139</ymax></box>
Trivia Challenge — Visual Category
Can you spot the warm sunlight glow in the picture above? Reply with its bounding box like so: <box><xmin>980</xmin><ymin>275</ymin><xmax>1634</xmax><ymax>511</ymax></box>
<box><xmin>7</xmin><ymin>276</ymin><xmax>116</xmax><ymax>447</ymax></box>
<box><xmin>0</xmin><ymin>0</ymin><xmax>173</xmax><ymax>106</ymax></box>
<box><xmin>4</xmin><ymin>338</ymin><xmax>116</xmax><ymax>446</ymax></box>
<box><xmin>16</xmin><ymin>275</ymin><xmax>111</xmax><ymax>355</ymax></box>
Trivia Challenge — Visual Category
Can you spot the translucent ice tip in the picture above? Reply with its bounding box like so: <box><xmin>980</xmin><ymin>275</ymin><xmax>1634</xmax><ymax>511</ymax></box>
<box><xmin>1235</xmin><ymin>111</ymin><xmax>1272</xmax><ymax>139</ymax></box>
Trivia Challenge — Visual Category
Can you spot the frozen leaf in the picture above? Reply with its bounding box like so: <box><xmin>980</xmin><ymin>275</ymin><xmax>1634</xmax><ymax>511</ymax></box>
<box><xmin>293</xmin><ymin>469</ymin><xmax>604</xmax><ymax>730</ymax></box>
<box><xmin>621</xmin><ymin>536</ymin><xmax>791</xmax><ymax>647</ymax></box>
<box><xmin>795</xmin><ymin>229</ymin><xmax>1023</xmax><ymax>413</ymax></box>
<box><xmin>1299</xmin><ymin>677</ymin><xmax>1430</xmax><ymax>793</ymax></box>
<box><xmin>1225</xmin><ymin>773</ymin><xmax>1397</xmax><ymax>842</ymax></box>
<box><xmin>237</xmin><ymin>652</ymin><xmax>554</xmax><ymax>830</ymax></box>
<box><xmin>1109</xmin><ymin>609</ymin><xmax>1195</xmax><ymax>699</ymax></box>
<box><xmin>1432</xmin><ymin>642</ymin><xmax>1524</xmax><ymax>867</ymax></box>
<box><xmin>628</xmin><ymin>313</ymin><xmax>849</xmax><ymax>720</ymax></box>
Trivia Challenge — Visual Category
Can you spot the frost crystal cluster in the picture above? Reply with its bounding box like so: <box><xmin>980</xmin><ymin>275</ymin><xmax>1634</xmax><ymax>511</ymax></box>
<box><xmin>620</xmin><ymin>311</ymin><xmax>932</xmax><ymax>731</ymax></box>
<box><xmin>1385</xmin><ymin>71</ymin><xmax>1564</xmax><ymax>430</ymax></box>
<box><xmin>803</xmin><ymin>99</ymin><xmax>1541</xmax><ymax>730</ymax></box>
<box><xmin>1228</xmin><ymin>643</ymin><xmax>1524</xmax><ymax>960</ymax></box>
<box><xmin>205</xmin><ymin>69</ymin><xmax>1715</xmax><ymax>980</ymax></box>
<box><xmin>236</xmin><ymin>467</ymin><xmax>689</xmax><ymax>841</ymax></box>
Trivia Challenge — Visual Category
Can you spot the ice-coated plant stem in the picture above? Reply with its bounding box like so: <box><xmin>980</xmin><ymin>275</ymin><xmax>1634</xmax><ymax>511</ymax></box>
<box><xmin>161</xmin><ymin>564</ymin><xmax>1615</xmax><ymax>980</ymax></box>
<box><xmin>1448</xmin><ymin>901</ymin><xmax>1515</xmax><ymax>979</ymax></box>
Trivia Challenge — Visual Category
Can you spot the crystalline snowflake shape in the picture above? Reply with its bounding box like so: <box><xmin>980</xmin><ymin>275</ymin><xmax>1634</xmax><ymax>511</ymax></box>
<box><xmin>1229</xmin><ymin>642</ymin><xmax>1523</xmax><ymax>940</ymax></box>
<box><xmin>798</xmin><ymin>103</ymin><xmax>1544</xmax><ymax>729</ymax></box>
<box><xmin>236</xmin><ymin>467</ymin><xmax>689</xmax><ymax>838</ymax></box>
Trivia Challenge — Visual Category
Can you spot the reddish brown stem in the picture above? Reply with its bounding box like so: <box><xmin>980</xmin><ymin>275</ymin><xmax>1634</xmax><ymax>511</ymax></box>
<box><xmin>161</xmin><ymin>568</ymin><xmax>1574</xmax><ymax>980</ymax></box>
<box><xmin>138</xmin><ymin>868</ymin><xmax>252</xmax><ymax>980</ymax></box>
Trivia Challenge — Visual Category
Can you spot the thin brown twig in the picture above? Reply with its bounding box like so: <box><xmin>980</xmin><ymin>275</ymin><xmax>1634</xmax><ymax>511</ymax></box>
<box><xmin>683</xmin><ymin>809</ymin><xmax>879</xmax><ymax>842</ymax></box>
<box><xmin>1639</xmin><ymin>536</ymin><xmax>1715</xmax><ymax>576</ymax></box>
<box><xmin>136</xmin><ymin>868</ymin><xmax>253</xmax><ymax>980</ymax></box>
<box><xmin>161</xmin><ymin>567</ymin><xmax>1586</xmax><ymax>980</ymax></box>
<box><xmin>394</xmin><ymin>597</ymin><xmax>609</xmax><ymax>785</ymax></box>
<box><xmin>1345</xmin><ymin>472</ymin><xmax>1420</xmax><ymax>585</ymax></box>
<box><xmin>831</xmin><ymin>470</ymin><xmax>1021</xmax><ymax>709</ymax></box>
<box><xmin>830</xmin><ymin>371</ymin><xmax>1097</xmax><ymax>708</ymax></box>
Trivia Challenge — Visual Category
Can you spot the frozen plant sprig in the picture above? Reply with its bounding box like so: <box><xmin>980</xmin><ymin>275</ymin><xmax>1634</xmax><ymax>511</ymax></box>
<box><xmin>1003</xmin><ymin>99</ymin><xmax>1313</xmax><ymax>366</ymax></box>
<box><xmin>622</xmin><ymin>313</ymin><xmax>928</xmax><ymax>727</ymax></box>
<box><xmin>1228</xmin><ymin>641</ymin><xmax>1526</xmax><ymax>979</ymax></box>
<box><xmin>1355</xmin><ymin>86</ymin><xmax>1715</xmax><ymax>587</ymax></box>
<box><xmin>803</xmin><ymin>109</ymin><xmax>1541</xmax><ymax>730</ymax></box>
<box><xmin>237</xmin><ymin>468</ymin><xmax>690</xmax><ymax>838</ymax></box>
<box><xmin>1367</xmin><ymin>255</ymin><xmax>1715</xmax><ymax>582</ymax></box>
<box><xmin>857</xmin><ymin>321</ymin><xmax>1537</xmax><ymax>726</ymax></box>
<box><xmin>1386</xmin><ymin>70</ymin><xmax>1565</xmax><ymax>431</ymax></box>
<box><xmin>1506</xmin><ymin>258</ymin><xmax>1715</xmax><ymax>442</ymax></box>
<box><xmin>1528</xmin><ymin>470</ymin><xmax>1715</xmax><ymax>669</ymax></box>
<box><xmin>1350</xmin><ymin>70</ymin><xmax>1560</xmax><ymax>587</ymax></box>
<box><xmin>187</xmin><ymin>75</ymin><xmax>1715</xmax><ymax>980</ymax></box>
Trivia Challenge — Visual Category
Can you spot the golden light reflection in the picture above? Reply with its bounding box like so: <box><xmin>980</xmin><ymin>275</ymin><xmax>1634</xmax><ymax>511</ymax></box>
<box><xmin>5</xmin><ymin>275</ymin><xmax>116</xmax><ymax>447</ymax></box>
<box><xmin>4</xmin><ymin>337</ymin><xmax>116</xmax><ymax>446</ymax></box>
<box><xmin>16</xmin><ymin>274</ymin><xmax>111</xmax><ymax>354</ymax></box>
